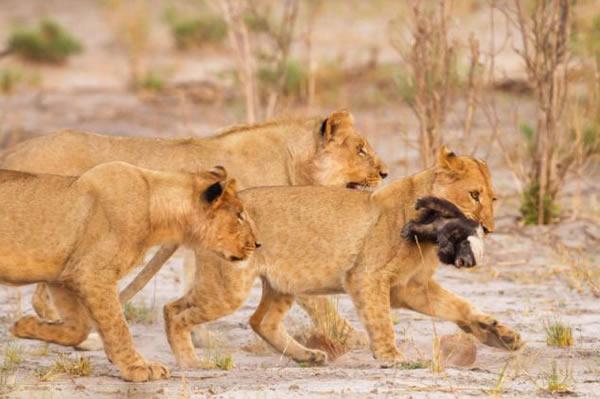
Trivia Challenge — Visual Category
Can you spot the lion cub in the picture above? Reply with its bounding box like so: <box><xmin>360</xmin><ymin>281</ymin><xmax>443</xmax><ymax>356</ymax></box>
<box><xmin>163</xmin><ymin>147</ymin><xmax>522</xmax><ymax>369</ymax></box>
<box><xmin>1</xmin><ymin>162</ymin><xmax>257</xmax><ymax>381</ymax></box>
<box><xmin>401</xmin><ymin>196</ymin><xmax>485</xmax><ymax>268</ymax></box>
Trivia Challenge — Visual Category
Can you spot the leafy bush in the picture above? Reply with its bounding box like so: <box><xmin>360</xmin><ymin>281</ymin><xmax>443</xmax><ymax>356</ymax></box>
<box><xmin>520</xmin><ymin>182</ymin><xmax>559</xmax><ymax>225</ymax></box>
<box><xmin>257</xmin><ymin>59</ymin><xmax>307</xmax><ymax>98</ymax></box>
<box><xmin>7</xmin><ymin>19</ymin><xmax>82</xmax><ymax>63</ymax></box>
<box><xmin>165</xmin><ymin>8</ymin><xmax>227</xmax><ymax>49</ymax></box>
<box><xmin>138</xmin><ymin>70</ymin><xmax>166</xmax><ymax>92</ymax></box>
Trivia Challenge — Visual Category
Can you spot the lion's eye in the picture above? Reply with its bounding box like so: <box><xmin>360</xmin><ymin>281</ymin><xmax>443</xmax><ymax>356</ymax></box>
<box><xmin>358</xmin><ymin>147</ymin><xmax>367</xmax><ymax>157</ymax></box>
<box><xmin>470</xmin><ymin>191</ymin><xmax>480</xmax><ymax>202</ymax></box>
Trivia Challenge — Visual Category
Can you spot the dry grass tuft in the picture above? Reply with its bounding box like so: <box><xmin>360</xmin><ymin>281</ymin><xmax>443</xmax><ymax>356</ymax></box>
<box><xmin>35</xmin><ymin>354</ymin><xmax>92</xmax><ymax>381</ymax></box>
<box><xmin>1</xmin><ymin>342</ymin><xmax>23</xmax><ymax>373</ymax></box>
<box><xmin>300</xmin><ymin>297</ymin><xmax>353</xmax><ymax>361</ymax></box>
<box><xmin>544</xmin><ymin>319</ymin><xmax>574</xmax><ymax>348</ymax></box>
<box><xmin>540</xmin><ymin>360</ymin><xmax>573</xmax><ymax>394</ymax></box>
<box><xmin>303</xmin><ymin>332</ymin><xmax>346</xmax><ymax>362</ymax></box>
<box><xmin>194</xmin><ymin>329</ymin><xmax>234</xmax><ymax>371</ymax></box>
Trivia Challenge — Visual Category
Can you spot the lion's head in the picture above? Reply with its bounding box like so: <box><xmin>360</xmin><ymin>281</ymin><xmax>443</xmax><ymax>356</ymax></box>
<box><xmin>310</xmin><ymin>110</ymin><xmax>388</xmax><ymax>189</ymax></box>
<box><xmin>190</xmin><ymin>166</ymin><xmax>259</xmax><ymax>262</ymax></box>
<box><xmin>431</xmin><ymin>146</ymin><xmax>497</xmax><ymax>234</ymax></box>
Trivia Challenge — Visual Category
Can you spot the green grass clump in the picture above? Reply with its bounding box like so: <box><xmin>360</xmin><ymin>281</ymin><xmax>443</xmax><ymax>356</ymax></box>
<box><xmin>123</xmin><ymin>301</ymin><xmax>156</xmax><ymax>324</ymax></box>
<box><xmin>544</xmin><ymin>319</ymin><xmax>574</xmax><ymax>348</ymax></box>
<box><xmin>138</xmin><ymin>70</ymin><xmax>165</xmax><ymax>92</ymax></box>
<box><xmin>397</xmin><ymin>359</ymin><xmax>431</xmax><ymax>370</ymax></box>
<box><xmin>7</xmin><ymin>19</ymin><xmax>82</xmax><ymax>63</ymax></box>
<box><xmin>541</xmin><ymin>360</ymin><xmax>572</xmax><ymax>394</ymax></box>
<box><xmin>0</xmin><ymin>68</ymin><xmax>23</xmax><ymax>95</ymax></box>
<box><xmin>520</xmin><ymin>182</ymin><xmax>559</xmax><ymax>225</ymax></box>
<box><xmin>165</xmin><ymin>8</ymin><xmax>227</xmax><ymax>49</ymax></box>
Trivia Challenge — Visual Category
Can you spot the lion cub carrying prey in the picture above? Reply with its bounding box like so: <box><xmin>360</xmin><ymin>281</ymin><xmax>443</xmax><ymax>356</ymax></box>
<box><xmin>401</xmin><ymin>196</ymin><xmax>485</xmax><ymax>268</ymax></box>
<box><xmin>161</xmin><ymin>147</ymin><xmax>522</xmax><ymax>369</ymax></box>
<box><xmin>1</xmin><ymin>162</ymin><xmax>257</xmax><ymax>381</ymax></box>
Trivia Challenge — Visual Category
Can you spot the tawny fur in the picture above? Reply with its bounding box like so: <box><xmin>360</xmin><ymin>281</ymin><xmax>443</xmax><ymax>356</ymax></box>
<box><xmin>0</xmin><ymin>110</ymin><xmax>387</xmax><ymax>348</ymax></box>
<box><xmin>1</xmin><ymin>162</ymin><xmax>257</xmax><ymax>381</ymax></box>
<box><xmin>162</xmin><ymin>147</ymin><xmax>522</xmax><ymax>369</ymax></box>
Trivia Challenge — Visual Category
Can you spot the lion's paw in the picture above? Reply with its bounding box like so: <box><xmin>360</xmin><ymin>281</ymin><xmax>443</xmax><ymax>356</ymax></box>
<box><xmin>10</xmin><ymin>315</ymin><xmax>39</xmax><ymax>338</ymax></box>
<box><xmin>306</xmin><ymin>349</ymin><xmax>328</xmax><ymax>365</ymax></box>
<box><xmin>373</xmin><ymin>349</ymin><xmax>404</xmax><ymax>368</ymax></box>
<box><xmin>176</xmin><ymin>355</ymin><xmax>203</xmax><ymax>370</ymax></box>
<box><xmin>121</xmin><ymin>360</ymin><xmax>170</xmax><ymax>382</ymax></box>
<box><xmin>478</xmin><ymin>319</ymin><xmax>523</xmax><ymax>351</ymax></box>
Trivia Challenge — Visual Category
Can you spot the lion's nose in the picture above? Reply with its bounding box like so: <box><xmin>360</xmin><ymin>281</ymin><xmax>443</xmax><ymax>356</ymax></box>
<box><xmin>379</xmin><ymin>171</ymin><xmax>388</xmax><ymax>179</ymax></box>
<box><xmin>255</xmin><ymin>241</ymin><xmax>262</xmax><ymax>248</ymax></box>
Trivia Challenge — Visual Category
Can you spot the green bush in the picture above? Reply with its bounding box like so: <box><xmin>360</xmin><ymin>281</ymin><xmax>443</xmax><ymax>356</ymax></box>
<box><xmin>165</xmin><ymin>8</ymin><xmax>227</xmax><ymax>49</ymax></box>
<box><xmin>7</xmin><ymin>19</ymin><xmax>82</xmax><ymax>63</ymax></box>
<box><xmin>0</xmin><ymin>68</ymin><xmax>23</xmax><ymax>94</ymax></box>
<box><xmin>138</xmin><ymin>70</ymin><xmax>165</xmax><ymax>92</ymax></box>
<box><xmin>257</xmin><ymin>59</ymin><xmax>307</xmax><ymax>98</ymax></box>
<box><xmin>520</xmin><ymin>182</ymin><xmax>559</xmax><ymax>225</ymax></box>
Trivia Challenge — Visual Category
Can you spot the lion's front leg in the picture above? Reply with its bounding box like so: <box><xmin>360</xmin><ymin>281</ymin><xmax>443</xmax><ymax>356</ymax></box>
<box><xmin>344</xmin><ymin>273</ymin><xmax>400</xmax><ymax>364</ymax></box>
<box><xmin>72</xmin><ymin>274</ymin><xmax>170</xmax><ymax>382</ymax></box>
<box><xmin>391</xmin><ymin>280</ymin><xmax>522</xmax><ymax>351</ymax></box>
<box><xmin>164</xmin><ymin>276</ymin><xmax>254</xmax><ymax>369</ymax></box>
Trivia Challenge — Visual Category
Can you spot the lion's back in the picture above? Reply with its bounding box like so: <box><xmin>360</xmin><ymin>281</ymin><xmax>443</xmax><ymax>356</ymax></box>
<box><xmin>240</xmin><ymin>186</ymin><xmax>380</xmax><ymax>294</ymax></box>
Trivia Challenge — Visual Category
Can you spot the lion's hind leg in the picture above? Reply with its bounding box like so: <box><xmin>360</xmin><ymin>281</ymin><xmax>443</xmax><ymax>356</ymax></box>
<box><xmin>12</xmin><ymin>285</ymin><xmax>92</xmax><ymax>347</ymax></box>
<box><xmin>250</xmin><ymin>279</ymin><xmax>327</xmax><ymax>365</ymax></box>
<box><xmin>32</xmin><ymin>283</ymin><xmax>61</xmax><ymax>321</ymax></box>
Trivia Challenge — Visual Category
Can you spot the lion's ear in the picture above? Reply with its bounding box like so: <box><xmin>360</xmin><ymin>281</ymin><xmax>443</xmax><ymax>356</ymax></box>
<box><xmin>208</xmin><ymin>165</ymin><xmax>227</xmax><ymax>181</ymax></box>
<box><xmin>436</xmin><ymin>145</ymin><xmax>464</xmax><ymax>173</ymax></box>
<box><xmin>202</xmin><ymin>181</ymin><xmax>224</xmax><ymax>204</ymax></box>
<box><xmin>202</xmin><ymin>178</ymin><xmax>237</xmax><ymax>207</ymax></box>
<box><xmin>320</xmin><ymin>110</ymin><xmax>354</xmax><ymax>143</ymax></box>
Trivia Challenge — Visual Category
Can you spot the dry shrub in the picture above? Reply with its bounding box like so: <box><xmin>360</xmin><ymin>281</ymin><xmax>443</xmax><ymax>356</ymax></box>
<box><xmin>220</xmin><ymin>0</ymin><xmax>302</xmax><ymax>122</ymax></box>
<box><xmin>164</xmin><ymin>5</ymin><xmax>228</xmax><ymax>50</ymax></box>
<box><xmin>391</xmin><ymin>0</ymin><xmax>457</xmax><ymax>168</ymax></box>
<box><xmin>502</xmin><ymin>0</ymin><xmax>600</xmax><ymax>224</ymax></box>
<box><xmin>104</xmin><ymin>0</ymin><xmax>150</xmax><ymax>87</ymax></box>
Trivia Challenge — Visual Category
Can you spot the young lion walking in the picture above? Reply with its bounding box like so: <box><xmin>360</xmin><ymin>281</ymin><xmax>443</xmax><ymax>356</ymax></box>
<box><xmin>0</xmin><ymin>110</ymin><xmax>387</xmax><ymax>348</ymax></box>
<box><xmin>2</xmin><ymin>162</ymin><xmax>257</xmax><ymax>381</ymax></box>
<box><xmin>162</xmin><ymin>147</ymin><xmax>522</xmax><ymax>368</ymax></box>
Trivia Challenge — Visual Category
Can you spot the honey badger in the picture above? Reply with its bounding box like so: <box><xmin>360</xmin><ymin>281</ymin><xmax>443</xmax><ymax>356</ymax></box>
<box><xmin>401</xmin><ymin>196</ymin><xmax>485</xmax><ymax>268</ymax></box>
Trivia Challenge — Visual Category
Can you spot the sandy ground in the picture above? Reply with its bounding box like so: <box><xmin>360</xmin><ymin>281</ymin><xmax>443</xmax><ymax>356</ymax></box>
<box><xmin>0</xmin><ymin>0</ymin><xmax>599</xmax><ymax>397</ymax></box>
<box><xmin>0</xmin><ymin>221</ymin><xmax>598</xmax><ymax>398</ymax></box>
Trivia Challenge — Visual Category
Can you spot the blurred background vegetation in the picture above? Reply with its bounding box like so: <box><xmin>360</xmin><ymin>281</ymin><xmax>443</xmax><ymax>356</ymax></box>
<box><xmin>0</xmin><ymin>0</ymin><xmax>598</xmax><ymax>226</ymax></box>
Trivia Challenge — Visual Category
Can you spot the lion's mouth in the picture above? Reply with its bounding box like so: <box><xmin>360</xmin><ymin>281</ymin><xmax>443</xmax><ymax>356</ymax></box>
<box><xmin>346</xmin><ymin>182</ymin><xmax>372</xmax><ymax>191</ymax></box>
